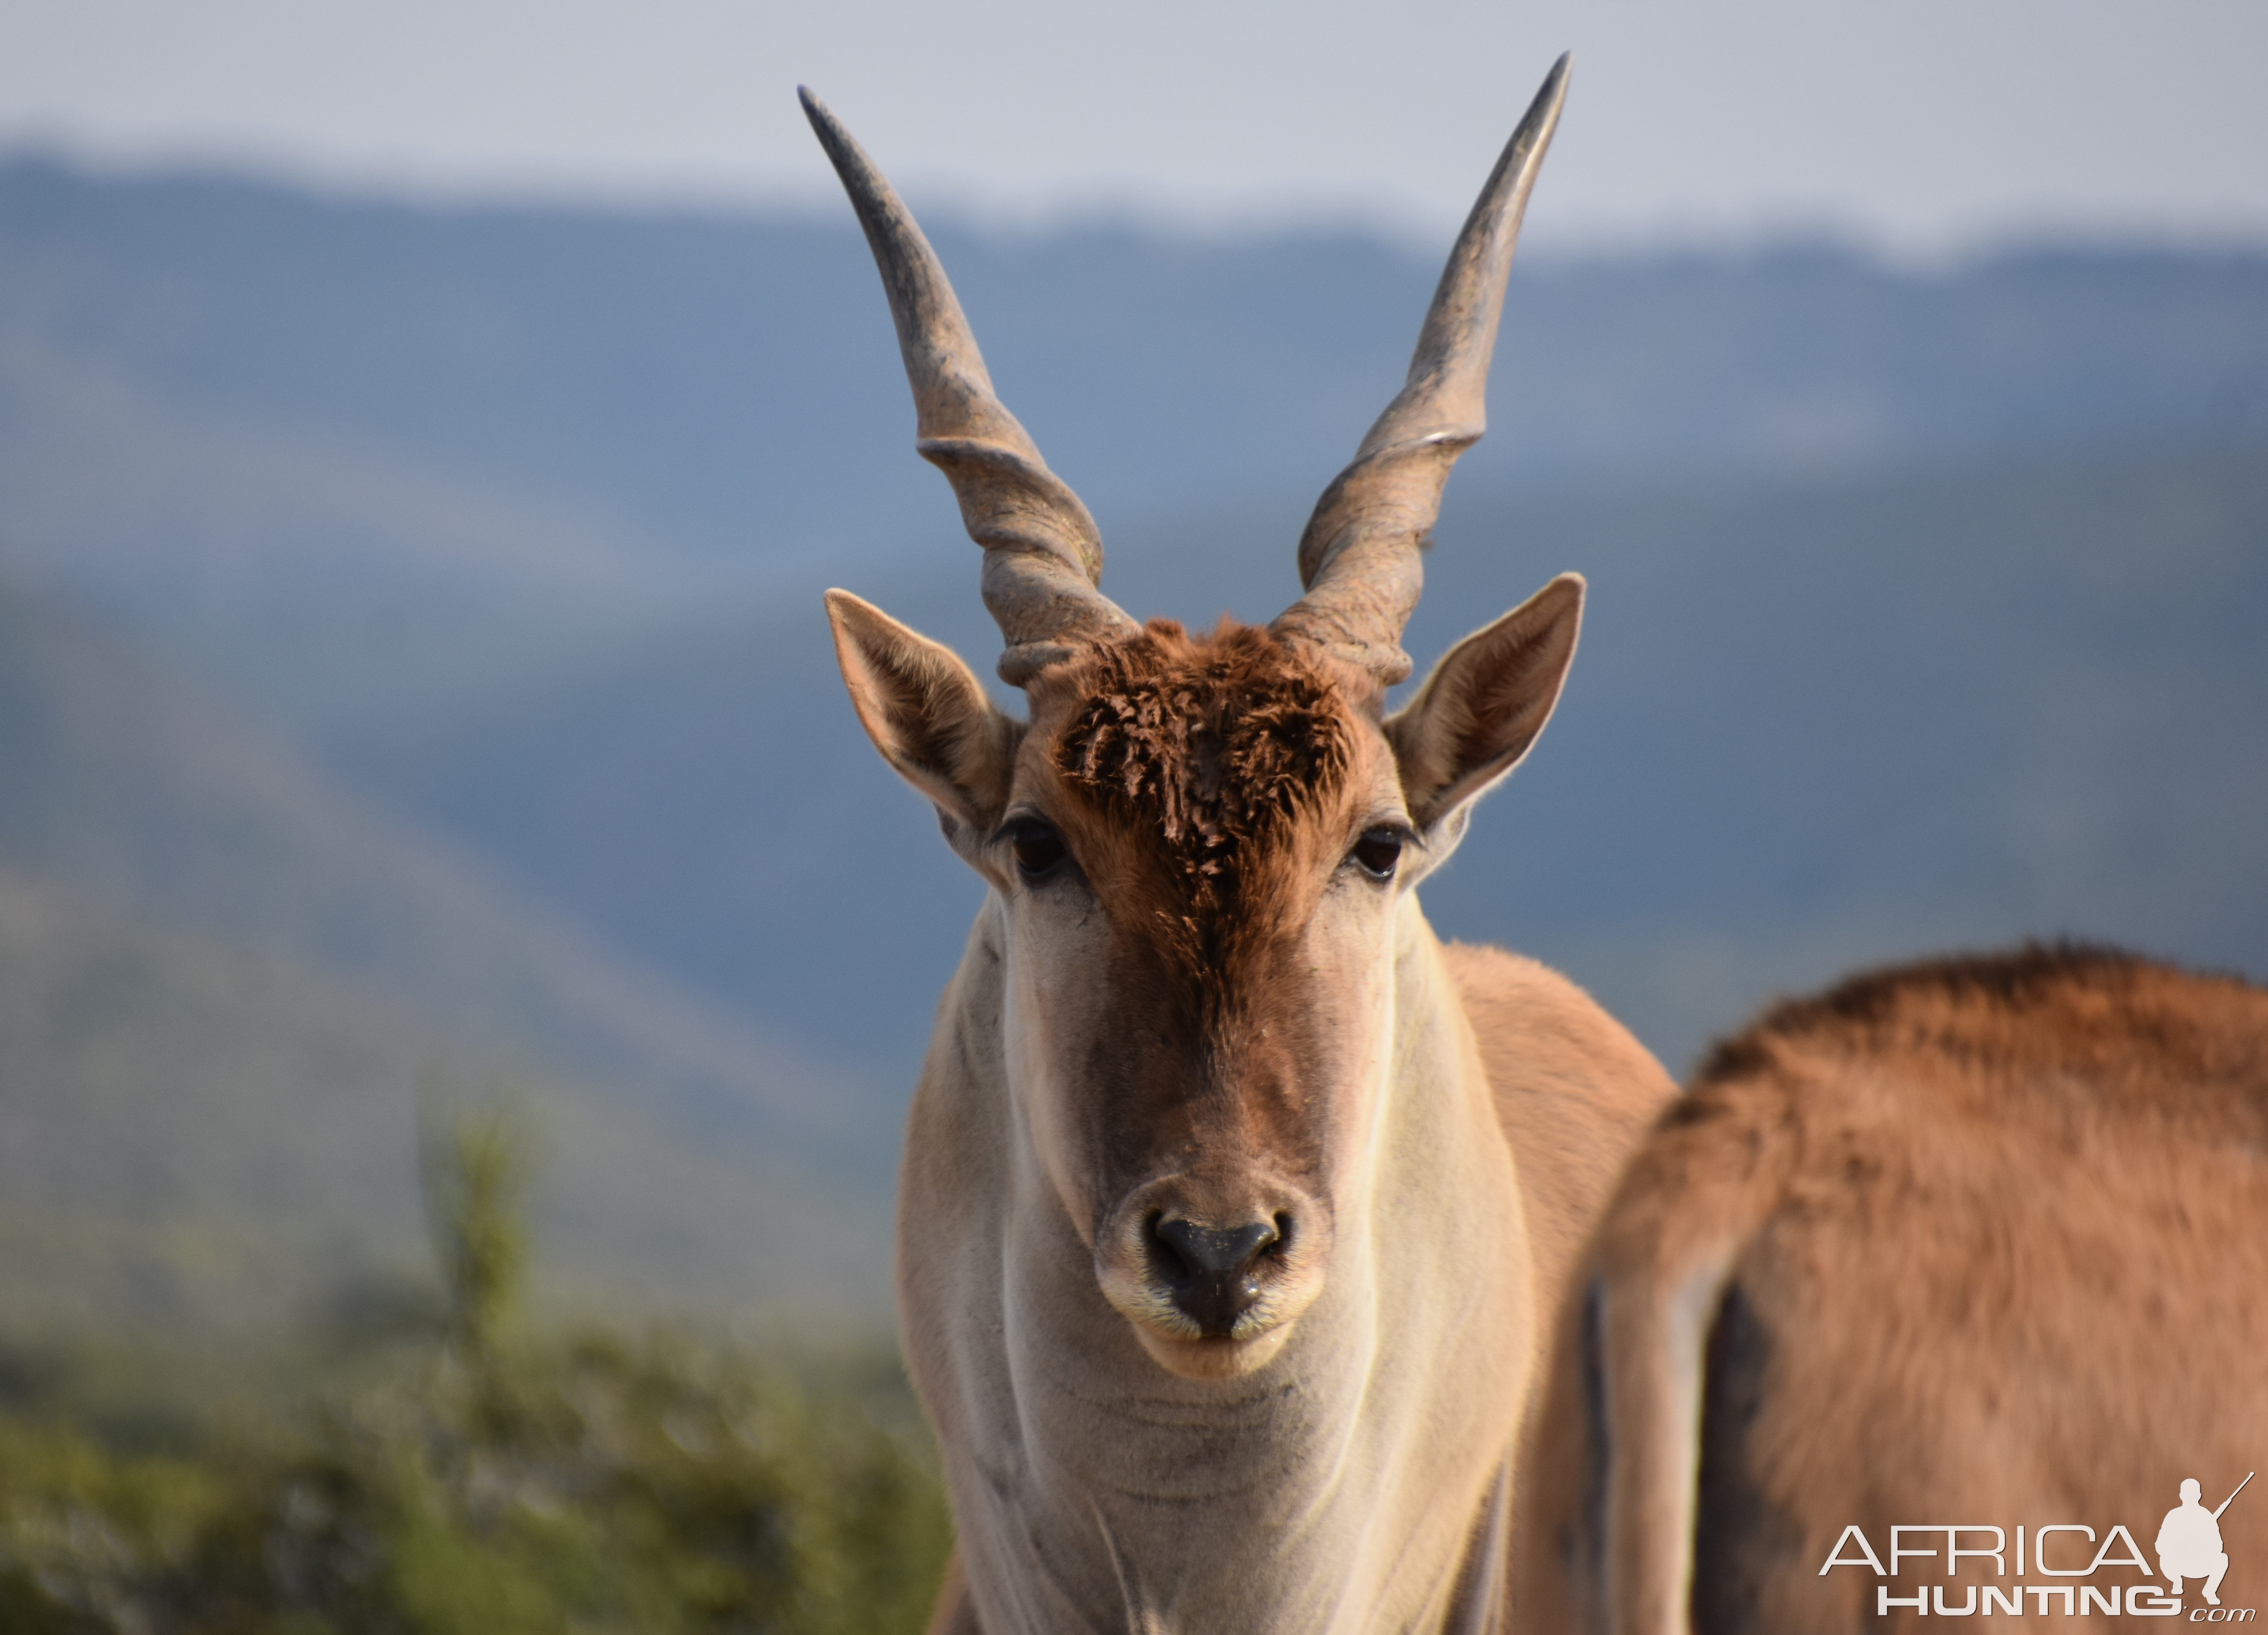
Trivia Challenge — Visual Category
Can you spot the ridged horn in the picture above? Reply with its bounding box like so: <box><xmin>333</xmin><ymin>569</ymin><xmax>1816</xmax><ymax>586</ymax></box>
<box><xmin>801</xmin><ymin>88</ymin><xmax>1139</xmax><ymax>687</ymax></box>
<box><xmin>1271</xmin><ymin>54</ymin><xmax>1570</xmax><ymax>687</ymax></box>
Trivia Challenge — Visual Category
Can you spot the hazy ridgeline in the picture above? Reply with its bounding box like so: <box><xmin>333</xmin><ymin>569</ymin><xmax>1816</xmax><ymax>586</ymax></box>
<box><xmin>0</xmin><ymin>154</ymin><xmax>2264</xmax><ymax>1359</ymax></box>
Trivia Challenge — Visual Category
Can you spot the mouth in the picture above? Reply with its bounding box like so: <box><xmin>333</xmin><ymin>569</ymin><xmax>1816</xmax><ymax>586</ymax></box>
<box><xmin>1125</xmin><ymin>1322</ymin><xmax>1298</xmax><ymax>1380</ymax></box>
<box><xmin>1096</xmin><ymin>1260</ymin><xmax>1289</xmax><ymax>1339</ymax></box>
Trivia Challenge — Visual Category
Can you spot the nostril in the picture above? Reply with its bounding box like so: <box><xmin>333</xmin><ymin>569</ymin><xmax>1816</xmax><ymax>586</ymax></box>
<box><xmin>1152</xmin><ymin>1216</ymin><xmax>1281</xmax><ymax>1280</ymax></box>
<box><xmin>1142</xmin><ymin>1214</ymin><xmax>1297</xmax><ymax>1340</ymax></box>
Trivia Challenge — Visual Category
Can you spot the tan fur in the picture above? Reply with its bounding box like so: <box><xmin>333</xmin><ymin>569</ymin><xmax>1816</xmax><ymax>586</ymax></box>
<box><xmin>1055</xmin><ymin>621</ymin><xmax>1356</xmax><ymax>875</ymax></box>
<box><xmin>1521</xmin><ymin>945</ymin><xmax>2268</xmax><ymax>1635</ymax></box>
<box><xmin>813</xmin><ymin>59</ymin><xmax>1634</xmax><ymax>1634</ymax></box>
<box><xmin>1445</xmin><ymin>942</ymin><xmax>1679</xmax><ymax>1341</ymax></box>
<box><xmin>837</xmin><ymin>604</ymin><xmax>1676</xmax><ymax>1634</ymax></box>
<box><xmin>1046</xmin><ymin>619</ymin><xmax>1363</xmax><ymax>992</ymax></box>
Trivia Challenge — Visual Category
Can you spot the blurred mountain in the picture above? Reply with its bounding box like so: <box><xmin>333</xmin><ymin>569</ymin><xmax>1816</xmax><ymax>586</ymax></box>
<box><xmin>4</xmin><ymin>156</ymin><xmax>2265</xmax><ymax>610</ymax></box>
<box><xmin>1409</xmin><ymin>438</ymin><xmax>2268</xmax><ymax>1063</ymax></box>
<box><xmin>0</xmin><ymin>159</ymin><xmax>2261</xmax><ymax>1331</ymax></box>
<box><xmin>317</xmin><ymin>439</ymin><xmax>2268</xmax><ymax>1082</ymax></box>
<box><xmin>0</xmin><ymin>575</ymin><xmax>895</xmax><ymax>1333</ymax></box>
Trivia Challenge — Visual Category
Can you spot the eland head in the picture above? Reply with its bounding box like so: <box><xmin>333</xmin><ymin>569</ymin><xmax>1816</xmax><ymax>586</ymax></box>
<box><xmin>813</xmin><ymin>60</ymin><xmax>1582</xmax><ymax>1378</ymax></box>
<box><xmin>805</xmin><ymin>58</ymin><xmax>1676</xmax><ymax>1634</ymax></box>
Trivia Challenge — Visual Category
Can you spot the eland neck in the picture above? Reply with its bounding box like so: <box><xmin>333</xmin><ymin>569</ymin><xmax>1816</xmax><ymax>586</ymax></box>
<box><xmin>899</xmin><ymin>891</ymin><xmax>1533</xmax><ymax>1635</ymax></box>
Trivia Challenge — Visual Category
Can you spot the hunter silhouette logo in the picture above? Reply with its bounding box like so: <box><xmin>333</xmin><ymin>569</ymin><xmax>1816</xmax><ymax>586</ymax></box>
<box><xmin>2162</xmin><ymin>1475</ymin><xmax>2250</xmax><ymax>1607</ymax></box>
<box><xmin>1821</xmin><ymin>1471</ymin><xmax>2255</xmax><ymax>1618</ymax></box>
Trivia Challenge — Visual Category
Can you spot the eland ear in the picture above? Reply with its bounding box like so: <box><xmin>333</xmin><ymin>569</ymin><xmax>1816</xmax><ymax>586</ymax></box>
<box><xmin>825</xmin><ymin>589</ymin><xmax>1021</xmax><ymax>843</ymax></box>
<box><xmin>1387</xmin><ymin>573</ymin><xmax>1583</xmax><ymax>835</ymax></box>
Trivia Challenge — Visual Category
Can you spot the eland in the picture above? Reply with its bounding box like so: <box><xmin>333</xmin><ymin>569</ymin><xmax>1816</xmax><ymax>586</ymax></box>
<box><xmin>805</xmin><ymin>57</ymin><xmax>1676</xmax><ymax>1635</ymax></box>
<box><xmin>1520</xmin><ymin>944</ymin><xmax>2268</xmax><ymax>1634</ymax></box>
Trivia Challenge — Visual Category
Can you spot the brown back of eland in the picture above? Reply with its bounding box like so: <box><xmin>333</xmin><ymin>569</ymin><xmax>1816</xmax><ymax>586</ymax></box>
<box><xmin>1522</xmin><ymin>945</ymin><xmax>2268</xmax><ymax>1635</ymax></box>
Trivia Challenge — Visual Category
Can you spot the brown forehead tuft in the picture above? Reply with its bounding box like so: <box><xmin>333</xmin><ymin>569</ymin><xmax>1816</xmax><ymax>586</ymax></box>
<box><xmin>1051</xmin><ymin>619</ymin><xmax>1357</xmax><ymax>909</ymax></box>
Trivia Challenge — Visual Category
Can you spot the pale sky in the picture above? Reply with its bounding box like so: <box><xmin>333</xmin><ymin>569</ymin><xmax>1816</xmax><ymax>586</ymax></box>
<box><xmin>5</xmin><ymin>0</ymin><xmax>2267</xmax><ymax>254</ymax></box>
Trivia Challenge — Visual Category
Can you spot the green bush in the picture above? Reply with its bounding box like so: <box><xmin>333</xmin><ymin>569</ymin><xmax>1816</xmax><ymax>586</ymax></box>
<box><xmin>0</xmin><ymin>1109</ymin><xmax>952</xmax><ymax>1633</ymax></box>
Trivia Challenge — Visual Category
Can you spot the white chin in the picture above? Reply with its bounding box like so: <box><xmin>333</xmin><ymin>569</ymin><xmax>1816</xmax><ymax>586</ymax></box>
<box><xmin>1130</xmin><ymin>1321</ymin><xmax>1295</xmax><ymax>1380</ymax></box>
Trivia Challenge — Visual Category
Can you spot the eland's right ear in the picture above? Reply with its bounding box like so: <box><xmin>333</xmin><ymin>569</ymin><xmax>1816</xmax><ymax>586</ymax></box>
<box><xmin>1386</xmin><ymin>573</ymin><xmax>1583</xmax><ymax>837</ymax></box>
<box><xmin>825</xmin><ymin>589</ymin><xmax>1021</xmax><ymax>844</ymax></box>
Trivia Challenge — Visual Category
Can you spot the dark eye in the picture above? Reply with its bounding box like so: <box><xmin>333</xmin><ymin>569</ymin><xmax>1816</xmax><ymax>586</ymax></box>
<box><xmin>1007</xmin><ymin>819</ymin><xmax>1067</xmax><ymax>880</ymax></box>
<box><xmin>1350</xmin><ymin>828</ymin><xmax>1403</xmax><ymax>882</ymax></box>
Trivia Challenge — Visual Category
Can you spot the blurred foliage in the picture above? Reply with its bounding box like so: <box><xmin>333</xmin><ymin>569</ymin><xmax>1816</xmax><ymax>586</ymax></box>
<box><xmin>0</xmin><ymin>1112</ymin><xmax>952</xmax><ymax>1634</ymax></box>
<box><xmin>420</xmin><ymin>1094</ymin><xmax>532</xmax><ymax>1372</ymax></box>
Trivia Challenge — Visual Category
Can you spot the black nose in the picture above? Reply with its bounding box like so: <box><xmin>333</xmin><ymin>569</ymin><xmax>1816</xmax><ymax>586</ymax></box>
<box><xmin>1151</xmin><ymin>1216</ymin><xmax>1285</xmax><ymax>1338</ymax></box>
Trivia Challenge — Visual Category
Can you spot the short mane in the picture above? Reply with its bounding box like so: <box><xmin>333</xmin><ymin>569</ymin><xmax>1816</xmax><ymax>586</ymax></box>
<box><xmin>1694</xmin><ymin>940</ymin><xmax>2256</xmax><ymax>1085</ymax></box>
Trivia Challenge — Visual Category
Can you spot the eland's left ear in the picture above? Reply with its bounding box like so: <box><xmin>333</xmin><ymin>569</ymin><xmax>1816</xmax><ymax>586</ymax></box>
<box><xmin>825</xmin><ymin>588</ymin><xmax>1021</xmax><ymax>851</ymax></box>
<box><xmin>1387</xmin><ymin>573</ymin><xmax>1583</xmax><ymax>835</ymax></box>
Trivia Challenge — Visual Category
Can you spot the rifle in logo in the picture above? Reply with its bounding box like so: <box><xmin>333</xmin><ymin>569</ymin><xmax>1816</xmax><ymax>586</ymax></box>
<box><xmin>2223</xmin><ymin>1477</ymin><xmax>2257</xmax><ymax>1520</ymax></box>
